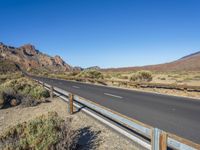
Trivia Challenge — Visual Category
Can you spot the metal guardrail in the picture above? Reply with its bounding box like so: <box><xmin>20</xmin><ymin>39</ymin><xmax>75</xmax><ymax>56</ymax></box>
<box><xmin>34</xmin><ymin>79</ymin><xmax>200</xmax><ymax>150</ymax></box>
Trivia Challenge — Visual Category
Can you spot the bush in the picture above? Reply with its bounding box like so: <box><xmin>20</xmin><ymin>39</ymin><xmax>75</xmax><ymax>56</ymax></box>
<box><xmin>0</xmin><ymin>112</ymin><xmax>78</xmax><ymax>150</ymax></box>
<box><xmin>130</xmin><ymin>71</ymin><xmax>153</xmax><ymax>82</ymax></box>
<box><xmin>0</xmin><ymin>77</ymin><xmax>50</xmax><ymax>108</ymax></box>
<box><xmin>20</xmin><ymin>96</ymin><xmax>39</xmax><ymax>107</ymax></box>
<box><xmin>77</xmin><ymin>70</ymin><xmax>104</xmax><ymax>80</ymax></box>
<box><xmin>0</xmin><ymin>88</ymin><xmax>22</xmax><ymax>108</ymax></box>
<box><xmin>119</xmin><ymin>75</ymin><xmax>128</xmax><ymax>80</ymax></box>
<box><xmin>29</xmin><ymin>86</ymin><xmax>50</xmax><ymax>99</ymax></box>
<box><xmin>0</xmin><ymin>77</ymin><xmax>50</xmax><ymax>100</ymax></box>
<box><xmin>160</xmin><ymin>77</ymin><xmax>166</xmax><ymax>80</ymax></box>
<box><xmin>104</xmin><ymin>74</ymin><xmax>112</xmax><ymax>79</ymax></box>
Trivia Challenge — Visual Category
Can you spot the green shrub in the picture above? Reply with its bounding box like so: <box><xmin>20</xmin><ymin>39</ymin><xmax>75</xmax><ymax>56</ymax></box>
<box><xmin>77</xmin><ymin>70</ymin><xmax>104</xmax><ymax>79</ymax></box>
<box><xmin>104</xmin><ymin>74</ymin><xmax>112</xmax><ymax>79</ymax></box>
<box><xmin>0</xmin><ymin>112</ymin><xmax>77</xmax><ymax>150</ymax></box>
<box><xmin>130</xmin><ymin>71</ymin><xmax>153</xmax><ymax>82</ymax></box>
<box><xmin>160</xmin><ymin>77</ymin><xmax>166</xmax><ymax>80</ymax></box>
<box><xmin>119</xmin><ymin>75</ymin><xmax>128</xmax><ymax>80</ymax></box>
<box><xmin>29</xmin><ymin>86</ymin><xmax>50</xmax><ymax>99</ymax></box>
<box><xmin>0</xmin><ymin>77</ymin><xmax>50</xmax><ymax>102</ymax></box>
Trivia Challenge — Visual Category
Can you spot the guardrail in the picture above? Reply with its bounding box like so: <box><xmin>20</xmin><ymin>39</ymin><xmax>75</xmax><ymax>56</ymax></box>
<box><xmin>34</xmin><ymin>79</ymin><xmax>200</xmax><ymax>150</ymax></box>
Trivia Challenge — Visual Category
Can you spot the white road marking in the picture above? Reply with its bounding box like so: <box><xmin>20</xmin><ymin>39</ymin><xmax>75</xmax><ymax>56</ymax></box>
<box><xmin>104</xmin><ymin>93</ymin><xmax>123</xmax><ymax>99</ymax></box>
<box><xmin>72</xmin><ymin>86</ymin><xmax>80</xmax><ymax>89</ymax></box>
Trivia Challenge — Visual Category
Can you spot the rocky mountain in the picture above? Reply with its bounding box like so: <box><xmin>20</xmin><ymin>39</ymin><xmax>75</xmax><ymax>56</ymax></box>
<box><xmin>103</xmin><ymin>51</ymin><xmax>200</xmax><ymax>72</ymax></box>
<box><xmin>0</xmin><ymin>42</ymin><xmax>72</xmax><ymax>72</ymax></box>
<box><xmin>86</xmin><ymin>66</ymin><xmax>101</xmax><ymax>70</ymax></box>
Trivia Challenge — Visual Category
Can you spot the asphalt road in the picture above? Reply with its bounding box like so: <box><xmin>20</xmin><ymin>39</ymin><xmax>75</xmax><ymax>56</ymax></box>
<box><xmin>31</xmin><ymin>76</ymin><xmax>200</xmax><ymax>144</ymax></box>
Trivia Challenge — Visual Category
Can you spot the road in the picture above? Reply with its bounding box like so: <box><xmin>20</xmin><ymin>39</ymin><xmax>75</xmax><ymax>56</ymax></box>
<box><xmin>31</xmin><ymin>76</ymin><xmax>200</xmax><ymax>144</ymax></box>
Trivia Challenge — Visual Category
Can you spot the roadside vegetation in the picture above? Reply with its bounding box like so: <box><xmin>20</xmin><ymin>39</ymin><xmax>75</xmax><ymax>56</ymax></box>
<box><xmin>129</xmin><ymin>71</ymin><xmax>153</xmax><ymax>82</ymax></box>
<box><xmin>0</xmin><ymin>74</ymin><xmax>49</xmax><ymax>109</ymax></box>
<box><xmin>0</xmin><ymin>112</ymin><xmax>78</xmax><ymax>150</ymax></box>
<box><xmin>40</xmin><ymin>70</ymin><xmax>200</xmax><ymax>99</ymax></box>
<box><xmin>76</xmin><ymin>70</ymin><xmax>104</xmax><ymax>80</ymax></box>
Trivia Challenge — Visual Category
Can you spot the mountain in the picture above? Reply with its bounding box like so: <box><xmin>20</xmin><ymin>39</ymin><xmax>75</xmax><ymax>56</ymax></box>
<box><xmin>180</xmin><ymin>51</ymin><xmax>200</xmax><ymax>60</ymax></box>
<box><xmin>86</xmin><ymin>66</ymin><xmax>101</xmax><ymax>70</ymax></box>
<box><xmin>103</xmin><ymin>51</ymin><xmax>200</xmax><ymax>72</ymax></box>
<box><xmin>0</xmin><ymin>42</ymin><xmax>72</xmax><ymax>72</ymax></box>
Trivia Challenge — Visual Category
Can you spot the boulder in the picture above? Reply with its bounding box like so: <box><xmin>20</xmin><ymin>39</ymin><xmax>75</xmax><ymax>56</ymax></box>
<box><xmin>10</xmin><ymin>99</ymin><xmax>17</xmax><ymax>107</ymax></box>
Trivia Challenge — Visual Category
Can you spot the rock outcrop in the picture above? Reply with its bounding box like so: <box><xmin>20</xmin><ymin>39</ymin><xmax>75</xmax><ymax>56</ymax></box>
<box><xmin>0</xmin><ymin>42</ymin><xmax>72</xmax><ymax>72</ymax></box>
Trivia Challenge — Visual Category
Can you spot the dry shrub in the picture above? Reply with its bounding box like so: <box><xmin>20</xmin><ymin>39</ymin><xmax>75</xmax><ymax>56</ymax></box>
<box><xmin>0</xmin><ymin>112</ymin><xmax>78</xmax><ymax>150</ymax></box>
<box><xmin>0</xmin><ymin>77</ymin><xmax>49</xmax><ymax>100</ymax></box>
<box><xmin>0</xmin><ymin>77</ymin><xmax>50</xmax><ymax>109</ymax></box>
<box><xmin>20</xmin><ymin>96</ymin><xmax>39</xmax><ymax>108</ymax></box>
<box><xmin>0</xmin><ymin>88</ymin><xmax>21</xmax><ymax>108</ymax></box>
<box><xmin>77</xmin><ymin>70</ymin><xmax>104</xmax><ymax>80</ymax></box>
<box><xmin>130</xmin><ymin>71</ymin><xmax>153</xmax><ymax>82</ymax></box>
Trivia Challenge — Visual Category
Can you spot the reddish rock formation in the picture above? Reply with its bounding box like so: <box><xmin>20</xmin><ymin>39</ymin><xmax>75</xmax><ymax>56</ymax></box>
<box><xmin>0</xmin><ymin>42</ymin><xmax>72</xmax><ymax>72</ymax></box>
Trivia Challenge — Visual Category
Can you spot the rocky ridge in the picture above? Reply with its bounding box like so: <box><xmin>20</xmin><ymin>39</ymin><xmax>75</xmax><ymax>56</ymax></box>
<box><xmin>0</xmin><ymin>42</ymin><xmax>72</xmax><ymax>72</ymax></box>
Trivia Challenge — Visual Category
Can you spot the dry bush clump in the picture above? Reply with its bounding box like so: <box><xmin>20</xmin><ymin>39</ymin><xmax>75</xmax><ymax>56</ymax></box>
<box><xmin>77</xmin><ymin>70</ymin><xmax>104</xmax><ymax>80</ymax></box>
<box><xmin>0</xmin><ymin>112</ymin><xmax>78</xmax><ymax>150</ymax></box>
<box><xmin>130</xmin><ymin>71</ymin><xmax>153</xmax><ymax>82</ymax></box>
<box><xmin>2</xmin><ymin>77</ymin><xmax>50</xmax><ymax>99</ymax></box>
<box><xmin>20</xmin><ymin>96</ymin><xmax>39</xmax><ymax>108</ymax></box>
<box><xmin>0</xmin><ymin>77</ymin><xmax>50</xmax><ymax>109</ymax></box>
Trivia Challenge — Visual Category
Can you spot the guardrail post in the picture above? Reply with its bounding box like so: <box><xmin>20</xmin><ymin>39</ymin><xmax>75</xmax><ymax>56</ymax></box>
<box><xmin>50</xmin><ymin>86</ymin><xmax>54</xmax><ymax>99</ymax></box>
<box><xmin>152</xmin><ymin>128</ymin><xmax>161</xmax><ymax>150</ymax></box>
<box><xmin>68</xmin><ymin>93</ymin><xmax>74</xmax><ymax>115</ymax></box>
<box><xmin>159</xmin><ymin>131</ymin><xmax>167</xmax><ymax>150</ymax></box>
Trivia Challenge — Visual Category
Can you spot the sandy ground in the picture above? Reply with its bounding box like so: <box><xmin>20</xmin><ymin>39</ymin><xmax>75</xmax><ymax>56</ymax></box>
<box><xmin>0</xmin><ymin>97</ymin><xmax>145</xmax><ymax>150</ymax></box>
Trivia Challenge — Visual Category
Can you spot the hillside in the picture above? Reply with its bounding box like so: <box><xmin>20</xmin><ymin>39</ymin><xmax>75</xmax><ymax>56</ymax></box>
<box><xmin>0</xmin><ymin>58</ymin><xmax>20</xmax><ymax>73</ymax></box>
<box><xmin>103</xmin><ymin>51</ymin><xmax>200</xmax><ymax>72</ymax></box>
<box><xmin>0</xmin><ymin>42</ymin><xmax>72</xmax><ymax>73</ymax></box>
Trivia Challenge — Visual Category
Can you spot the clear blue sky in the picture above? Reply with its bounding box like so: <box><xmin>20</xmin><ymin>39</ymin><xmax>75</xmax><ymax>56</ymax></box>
<box><xmin>0</xmin><ymin>0</ymin><xmax>200</xmax><ymax>68</ymax></box>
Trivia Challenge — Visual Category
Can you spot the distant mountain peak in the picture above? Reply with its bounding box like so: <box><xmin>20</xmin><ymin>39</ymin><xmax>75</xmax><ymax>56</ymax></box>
<box><xmin>104</xmin><ymin>51</ymin><xmax>200</xmax><ymax>72</ymax></box>
<box><xmin>86</xmin><ymin>66</ymin><xmax>101</xmax><ymax>70</ymax></box>
<box><xmin>180</xmin><ymin>51</ymin><xmax>200</xmax><ymax>60</ymax></box>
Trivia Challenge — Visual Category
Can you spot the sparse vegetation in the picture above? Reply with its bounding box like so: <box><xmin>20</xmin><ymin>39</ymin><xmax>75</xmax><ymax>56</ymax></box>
<box><xmin>0</xmin><ymin>76</ymin><xmax>50</xmax><ymax>109</ymax></box>
<box><xmin>0</xmin><ymin>59</ymin><xmax>20</xmax><ymax>73</ymax></box>
<box><xmin>0</xmin><ymin>112</ymin><xmax>78</xmax><ymax>150</ymax></box>
<box><xmin>130</xmin><ymin>71</ymin><xmax>153</xmax><ymax>82</ymax></box>
<box><xmin>77</xmin><ymin>70</ymin><xmax>104</xmax><ymax>80</ymax></box>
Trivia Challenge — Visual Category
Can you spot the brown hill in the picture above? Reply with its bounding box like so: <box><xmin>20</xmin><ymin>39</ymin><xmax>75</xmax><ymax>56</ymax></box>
<box><xmin>103</xmin><ymin>51</ymin><xmax>200</xmax><ymax>72</ymax></box>
<box><xmin>0</xmin><ymin>42</ymin><xmax>72</xmax><ymax>72</ymax></box>
<box><xmin>0</xmin><ymin>58</ymin><xmax>20</xmax><ymax>73</ymax></box>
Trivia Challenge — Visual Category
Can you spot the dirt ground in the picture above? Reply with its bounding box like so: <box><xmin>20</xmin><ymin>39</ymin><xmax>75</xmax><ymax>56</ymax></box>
<box><xmin>0</xmin><ymin>97</ymin><xmax>145</xmax><ymax>150</ymax></box>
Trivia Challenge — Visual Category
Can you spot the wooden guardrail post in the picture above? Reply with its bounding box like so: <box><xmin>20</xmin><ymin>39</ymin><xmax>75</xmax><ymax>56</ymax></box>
<box><xmin>152</xmin><ymin>128</ymin><xmax>167</xmax><ymax>150</ymax></box>
<box><xmin>159</xmin><ymin>131</ymin><xmax>167</xmax><ymax>150</ymax></box>
<box><xmin>68</xmin><ymin>93</ymin><xmax>74</xmax><ymax>115</ymax></box>
<box><xmin>50</xmin><ymin>86</ymin><xmax>54</xmax><ymax>99</ymax></box>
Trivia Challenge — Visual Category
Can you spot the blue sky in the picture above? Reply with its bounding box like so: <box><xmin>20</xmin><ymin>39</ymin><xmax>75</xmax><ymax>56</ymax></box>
<box><xmin>0</xmin><ymin>0</ymin><xmax>200</xmax><ymax>68</ymax></box>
